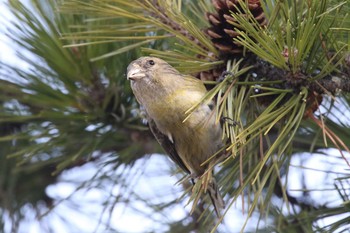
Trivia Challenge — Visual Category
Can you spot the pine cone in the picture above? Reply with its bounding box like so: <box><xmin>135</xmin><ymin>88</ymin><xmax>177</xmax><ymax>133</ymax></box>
<box><xmin>197</xmin><ymin>66</ymin><xmax>226</xmax><ymax>82</ymax></box>
<box><xmin>206</xmin><ymin>0</ymin><xmax>267</xmax><ymax>59</ymax></box>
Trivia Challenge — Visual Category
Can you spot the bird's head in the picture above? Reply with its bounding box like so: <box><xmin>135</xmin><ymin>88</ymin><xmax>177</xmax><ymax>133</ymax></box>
<box><xmin>126</xmin><ymin>56</ymin><xmax>178</xmax><ymax>82</ymax></box>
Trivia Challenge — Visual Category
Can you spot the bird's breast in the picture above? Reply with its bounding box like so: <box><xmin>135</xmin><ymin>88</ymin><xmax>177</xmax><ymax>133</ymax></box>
<box><xmin>146</xmin><ymin>88</ymin><xmax>204</xmax><ymax>122</ymax></box>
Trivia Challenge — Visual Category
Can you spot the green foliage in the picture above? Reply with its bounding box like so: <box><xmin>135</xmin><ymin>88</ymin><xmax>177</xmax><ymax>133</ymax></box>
<box><xmin>59</xmin><ymin>0</ymin><xmax>222</xmax><ymax>73</ymax></box>
<box><xmin>0</xmin><ymin>0</ymin><xmax>350</xmax><ymax>232</ymax></box>
<box><xmin>0</xmin><ymin>1</ymin><xmax>155</xmax><ymax>229</ymax></box>
<box><xmin>233</xmin><ymin>0</ymin><xmax>348</xmax><ymax>75</ymax></box>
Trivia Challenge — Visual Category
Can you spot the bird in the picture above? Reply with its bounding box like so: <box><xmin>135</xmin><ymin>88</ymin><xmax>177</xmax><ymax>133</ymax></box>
<box><xmin>126</xmin><ymin>56</ymin><xmax>224</xmax><ymax>216</ymax></box>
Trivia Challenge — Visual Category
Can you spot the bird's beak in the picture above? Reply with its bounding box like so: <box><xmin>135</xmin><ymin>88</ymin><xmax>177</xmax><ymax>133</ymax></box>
<box><xmin>127</xmin><ymin>64</ymin><xmax>145</xmax><ymax>81</ymax></box>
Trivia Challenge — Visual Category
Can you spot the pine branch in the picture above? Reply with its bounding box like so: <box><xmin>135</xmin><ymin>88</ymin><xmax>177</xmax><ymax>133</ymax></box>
<box><xmin>145</xmin><ymin>1</ymin><xmax>210</xmax><ymax>53</ymax></box>
<box><xmin>251</xmin><ymin>58</ymin><xmax>350</xmax><ymax>94</ymax></box>
<box><xmin>2</xmin><ymin>0</ymin><xmax>350</xmax><ymax>232</ymax></box>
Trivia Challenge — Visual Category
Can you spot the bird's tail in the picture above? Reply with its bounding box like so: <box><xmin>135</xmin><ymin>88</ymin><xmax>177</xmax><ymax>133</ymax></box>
<box><xmin>207</xmin><ymin>177</ymin><xmax>225</xmax><ymax>217</ymax></box>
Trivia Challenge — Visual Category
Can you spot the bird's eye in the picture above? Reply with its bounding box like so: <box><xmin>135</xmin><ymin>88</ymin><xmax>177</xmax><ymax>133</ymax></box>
<box><xmin>147</xmin><ymin>60</ymin><xmax>155</xmax><ymax>66</ymax></box>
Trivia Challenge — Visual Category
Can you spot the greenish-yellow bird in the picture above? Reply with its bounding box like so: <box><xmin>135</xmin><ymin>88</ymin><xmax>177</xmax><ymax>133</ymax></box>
<box><xmin>127</xmin><ymin>56</ymin><xmax>224</xmax><ymax>216</ymax></box>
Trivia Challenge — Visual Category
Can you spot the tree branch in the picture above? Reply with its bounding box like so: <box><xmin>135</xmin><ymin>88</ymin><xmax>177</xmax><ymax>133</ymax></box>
<box><xmin>251</xmin><ymin>58</ymin><xmax>350</xmax><ymax>94</ymax></box>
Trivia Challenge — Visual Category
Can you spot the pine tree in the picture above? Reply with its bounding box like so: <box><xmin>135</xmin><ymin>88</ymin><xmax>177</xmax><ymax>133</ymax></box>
<box><xmin>0</xmin><ymin>0</ymin><xmax>349</xmax><ymax>232</ymax></box>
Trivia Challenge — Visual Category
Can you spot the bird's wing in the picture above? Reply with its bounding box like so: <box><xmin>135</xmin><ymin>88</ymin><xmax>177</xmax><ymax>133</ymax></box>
<box><xmin>147</xmin><ymin>116</ymin><xmax>191</xmax><ymax>174</ymax></box>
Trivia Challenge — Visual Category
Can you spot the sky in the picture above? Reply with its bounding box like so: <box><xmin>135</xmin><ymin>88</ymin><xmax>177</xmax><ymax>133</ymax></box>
<box><xmin>0</xmin><ymin>1</ymin><xmax>18</xmax><ymax>66</ymax></box>
<box><xmin>1</xmin><ymin>0</ymin><xmax>350</xmax><ymax>232</ymax></box>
